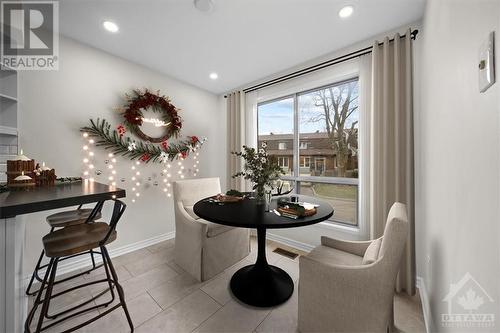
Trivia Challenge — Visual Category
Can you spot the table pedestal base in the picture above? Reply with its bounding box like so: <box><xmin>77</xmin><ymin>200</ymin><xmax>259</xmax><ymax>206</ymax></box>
<box><xmin>230</xmin><ymin>263</ymin><xmax>294</xmax><ymax>307</ymax></box>
<box><xmin>230</xmin><ymin>227</ymin><xmax>293</xmax><ymax>307</ymax></box>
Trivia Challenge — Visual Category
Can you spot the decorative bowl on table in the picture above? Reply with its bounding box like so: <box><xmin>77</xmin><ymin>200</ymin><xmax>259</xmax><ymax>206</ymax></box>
<box><xmin>216</xmin><ymin>194</ymin><xmax>244</xmax><ymax>203</ymax></box>
<box><xmin>207</xmin><ymin>191</ymin><xmax>245</xmax><ymax>203</ymax></box>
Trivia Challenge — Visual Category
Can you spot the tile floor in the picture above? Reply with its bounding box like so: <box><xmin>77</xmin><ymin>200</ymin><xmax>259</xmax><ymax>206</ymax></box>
<box><xmin>28</xmin><ymin>237</ymin><xmax>426</xmax><ymax>332</ymax></box>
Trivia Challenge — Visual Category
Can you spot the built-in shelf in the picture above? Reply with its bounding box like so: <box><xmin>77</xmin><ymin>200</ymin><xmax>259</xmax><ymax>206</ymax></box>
<box><xmin>0</xmin><ymin>93</ymin><xmax>17</xmax><ymax>102</ymax></box>
<box><xmin>0</xmin><ymin>126</ymin><xmax>17</xmax><ymax>136</ymax></box>
<box><xmin>0</xmin><ymin>59</ymin><xmax>18</xmax><ymax>167</ymax></box>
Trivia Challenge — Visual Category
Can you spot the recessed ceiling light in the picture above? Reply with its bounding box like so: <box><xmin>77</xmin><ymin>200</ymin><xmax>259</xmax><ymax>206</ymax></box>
<box><xmin>194</xmin><ymin>0</ymin><xmax>213</xmax><ymax>12</ymax></box>
<box><xmin>209</xmin><ymin>72</ymin><xmax>218</xmax><ymax>80</ymax></box>
<box><xmin>103</xmin><ymin>21</ymin><xmax>119</xmax><ymax>33</ymax></box>
<box><xmin>338</xmin><ymin>5</ymin><xmax>354</xmax><ymax>19</ymax></box>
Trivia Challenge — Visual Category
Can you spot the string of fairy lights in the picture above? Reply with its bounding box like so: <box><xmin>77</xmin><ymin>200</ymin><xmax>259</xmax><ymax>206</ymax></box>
<box><xmin>81</xmin><ymin>132</ymin><xmax>204</xmax><ymax>203</ymax></box>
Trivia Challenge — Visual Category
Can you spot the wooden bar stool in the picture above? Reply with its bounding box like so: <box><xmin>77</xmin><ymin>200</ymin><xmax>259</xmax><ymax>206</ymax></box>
<box><xmin>25</xmin><ymin>203</ymin><xmax>104</xmax><ymax>296</ymax></box>
<box><xmin>25</xmin><ymin>200</ymin><xmax>133</xmax><ymax>333</ymax></box>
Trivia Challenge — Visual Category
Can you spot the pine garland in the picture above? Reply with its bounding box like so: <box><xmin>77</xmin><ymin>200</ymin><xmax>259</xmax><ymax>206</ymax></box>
<box><xmin>80</xmin><ymin>118</ymin><xmax>205</xmax><ymax>163</ymax></box>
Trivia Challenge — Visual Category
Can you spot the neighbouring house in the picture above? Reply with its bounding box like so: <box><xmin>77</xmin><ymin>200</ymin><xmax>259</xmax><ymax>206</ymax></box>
<box><xmin>258</xmin><ymin>131</ymin><xmax>358</xmax><ymax>177</ymax></box>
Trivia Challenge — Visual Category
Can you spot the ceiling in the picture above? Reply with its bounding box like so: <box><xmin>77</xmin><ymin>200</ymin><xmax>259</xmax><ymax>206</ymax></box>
<box><xmin>59</xmin><ymin>0</ymin><xmax>425</xmax><ymax>94</ymax></box>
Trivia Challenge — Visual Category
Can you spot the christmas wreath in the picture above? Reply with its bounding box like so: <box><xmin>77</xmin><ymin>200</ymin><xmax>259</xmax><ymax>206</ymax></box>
<box><xmin>119</xmin><ymin>89</ymin><xmax>182</xmax><ymax>143</ymax></box>
<box><xmin>81</xmin><ymin>118</ymin><xmax>206</xmax><ymax>163</ymax></box>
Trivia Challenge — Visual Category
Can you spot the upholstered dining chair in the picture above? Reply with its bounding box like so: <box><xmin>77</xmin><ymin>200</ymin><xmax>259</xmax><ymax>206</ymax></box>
<box><xmin>298</xmin><ymin>202</ymin><xmax>409</xmax><ymax>333</ymax></box>
<box><xmin>173</xmin><ymin>177</ymin><xmax>250</xmax><ymax>281</ymax></box>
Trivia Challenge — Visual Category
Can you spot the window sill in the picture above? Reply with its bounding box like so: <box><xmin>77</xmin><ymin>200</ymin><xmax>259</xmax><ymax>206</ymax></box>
<box><xmin>316</xmin><ymin>220</ymin><xmax>361</xmax><ymax>235</ymax></box>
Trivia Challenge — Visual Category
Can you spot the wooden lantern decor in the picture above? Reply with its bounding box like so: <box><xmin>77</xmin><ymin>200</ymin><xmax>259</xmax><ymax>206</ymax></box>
<box><xmin>10</xmin><ymin>171</ymin><xmax>36</xmax><ymax>189</ymax></box>
<box><xmin>5</xmin><ymin>151</ymin><xmax>57</xmax><ymax>189</ymax></box>
<box><xmin>6</xmin><ymin>150</ymin><xmax>36</xmax><ymax>188</ymax></box>
<box><xmin>34</xmin><ymin>162</ymin><xmax>56</xmax><ymax>186</ymax></box>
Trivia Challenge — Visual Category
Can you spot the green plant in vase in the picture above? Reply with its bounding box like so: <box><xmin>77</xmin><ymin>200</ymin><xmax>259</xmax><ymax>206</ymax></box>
<box><xmin>232</xmin><ymin>143</ymin><xmax>284</xmax><ymax>202</ymax></box>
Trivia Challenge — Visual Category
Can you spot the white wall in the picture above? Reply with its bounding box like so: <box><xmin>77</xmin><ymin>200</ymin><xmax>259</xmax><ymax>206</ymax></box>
<box><xmin>18</xmin><ymin>36</ymin><xmax>224</xmax><ymax>273</ymax></box>
<box><xmin>417</xmin><ymin>0</ymin><xmax>500</xmax><ymax>331</ymax></box>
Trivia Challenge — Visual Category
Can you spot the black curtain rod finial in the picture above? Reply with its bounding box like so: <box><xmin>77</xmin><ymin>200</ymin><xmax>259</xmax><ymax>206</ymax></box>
<box><xmin>411</xmin><ymin>29</ymin><xmax>419</xmax><ymax>40</ymax></box>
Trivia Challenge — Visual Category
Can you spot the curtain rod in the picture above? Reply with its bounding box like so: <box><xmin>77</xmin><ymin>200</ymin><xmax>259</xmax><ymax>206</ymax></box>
<box><xmin>224</xmin><ymin>29</ymin><xmax>418</xmax><ymax>97</ymax></box>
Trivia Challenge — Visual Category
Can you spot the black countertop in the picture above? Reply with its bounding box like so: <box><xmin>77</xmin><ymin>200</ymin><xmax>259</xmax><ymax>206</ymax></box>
<box><xmin>194</xmin><ymin>195</ymin><xmax>334</xmax><ymax>229</ymax></box>
<box><xmin>0</xmin><ymin>182</ymin><xmax>126</xmax><ymax>218</ymax></box>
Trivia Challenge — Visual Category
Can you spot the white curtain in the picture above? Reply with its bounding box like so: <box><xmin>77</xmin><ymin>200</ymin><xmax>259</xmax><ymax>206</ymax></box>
<box><xmin>226</xmin><ymin>91</ymin><xmax>245</xmax><ymax>191</ymax></box>
<box><xmin>369</xmin><ymin>29</ymin><xmax>415</xmax><ymax>295</ymax></box>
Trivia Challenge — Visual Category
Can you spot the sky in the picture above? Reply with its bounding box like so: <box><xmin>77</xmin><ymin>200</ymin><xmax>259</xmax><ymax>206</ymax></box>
<box><xmin>257</xmin><ymin>83</ymin><xmax>359</xmax><ymax>136</ymax></box>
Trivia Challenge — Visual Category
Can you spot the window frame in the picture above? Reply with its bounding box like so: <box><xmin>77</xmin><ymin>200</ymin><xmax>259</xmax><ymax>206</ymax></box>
<box><xmin>257</xmin><ymin>77</ymin><xmax>360</xmax><ymax>227</ymax></box>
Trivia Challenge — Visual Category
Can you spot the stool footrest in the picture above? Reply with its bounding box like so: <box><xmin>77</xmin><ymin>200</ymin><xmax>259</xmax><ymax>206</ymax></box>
<box><xmin>42</xmin><ymin>302</ymin><xmax>122</xmax><ymax>333</ymax></box>
<box><xmin>26</xmin><ymin>251</ymin><xmax>103</xmax><ymax>296</ymax></box>
<box><xmin>43</xmin><ymin>279</ymin><xmax>115</xmax><ymax>320</ymax></box>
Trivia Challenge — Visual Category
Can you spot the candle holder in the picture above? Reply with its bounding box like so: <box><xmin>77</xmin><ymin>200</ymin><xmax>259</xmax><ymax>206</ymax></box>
<box><xmin>6</xmin><ymin>150</ymin><xmax>35</xmax><ymax>187</ymax></box>
<box><xmin>5</xmin><ymin>151</ymin><xmax>57</xmax><ymax>189</ymax></box>
<box><xmin>9</xmin><ymin>171</ymin><xmax>36</xmax><ymax>190</ymax></box>
<box><xmin>34</xmin><ymin>163</ymin><xmax>57</xmax><ymax>186</ymax></box>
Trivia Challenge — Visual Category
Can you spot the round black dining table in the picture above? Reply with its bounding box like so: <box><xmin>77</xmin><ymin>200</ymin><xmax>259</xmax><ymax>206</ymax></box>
<box><xmin>193</xmin><ymin>195</ymin><xmax>334</xmax><ymax>307</ymax></box>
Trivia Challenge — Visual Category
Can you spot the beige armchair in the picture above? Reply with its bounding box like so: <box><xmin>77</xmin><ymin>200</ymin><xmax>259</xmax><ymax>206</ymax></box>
<box><xmin>298</xmin><ymin>202</ymin><xmax>409</xmax><ymax>333</ymax></box>
<box><xmin>173</xmin><ymin>177</ymin><xmax>250</xmax><ymax>281</ymax></box>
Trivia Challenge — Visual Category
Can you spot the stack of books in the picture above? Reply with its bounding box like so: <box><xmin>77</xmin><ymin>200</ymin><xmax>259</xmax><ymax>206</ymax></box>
<box><xmin>277</xmin><ymin>201</ymin><xmax>318</xmax><ymax>219</ymax></box>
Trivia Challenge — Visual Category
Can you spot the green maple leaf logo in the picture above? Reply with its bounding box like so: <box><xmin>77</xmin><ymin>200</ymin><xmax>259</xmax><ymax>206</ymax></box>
<box><xmin>458</xmin><ymin>289</ymin><xmax>484</xmax><ymax>311</ymax></box>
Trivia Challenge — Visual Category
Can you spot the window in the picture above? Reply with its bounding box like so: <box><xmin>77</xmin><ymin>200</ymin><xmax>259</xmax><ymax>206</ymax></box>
<box><xmin>300</xmin><ymin>156</ymin><xmax>311</xmax><ymax>168</ymax></box>
<box><xmin>257</xmin><ymin>78</ymin><xmax>359</xmax><ymax>226</ymax></box>
<box><xmin>257</xmin><ymin>97</ymin><xmax>294</xmax><ymax>176</ymax></box>
<box><xmin>278</xmin><ymin>157</ymin><xmax>289</xmax><ymax>168</ymax></box>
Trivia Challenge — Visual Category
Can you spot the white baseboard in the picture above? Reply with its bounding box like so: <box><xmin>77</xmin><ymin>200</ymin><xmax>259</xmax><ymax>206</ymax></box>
<box><xmin>24</xmin><ymin>231</ymin><xmax>175</xmax><ymax>281</ymax></box>
<box><xmin>416</xmin><ymin>276</ymin><xmax>432</xmax><ymax>333</ymax></box>
<box><xmin>266</xmin><ymin>232</ymin><xmax>315</xmax><ymax>253</ymax></box>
